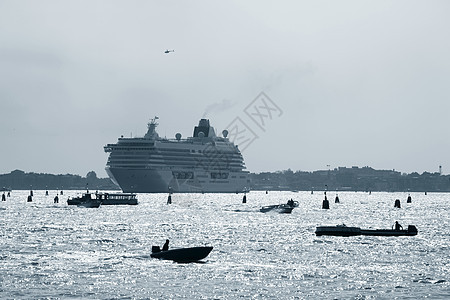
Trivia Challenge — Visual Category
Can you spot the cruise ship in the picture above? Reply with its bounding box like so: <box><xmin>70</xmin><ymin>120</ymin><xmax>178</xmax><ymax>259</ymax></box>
<box><xmin>104</xmin><ymin>118</ymin><xmax>250</xmax><ymax>193</ymax></box>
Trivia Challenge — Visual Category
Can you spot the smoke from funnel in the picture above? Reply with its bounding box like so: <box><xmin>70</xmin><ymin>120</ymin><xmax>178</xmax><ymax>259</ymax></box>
<box><xmin>203</xmin><ymin>99</ymin><xmax>236</xmax><ymax>118</ymax></box>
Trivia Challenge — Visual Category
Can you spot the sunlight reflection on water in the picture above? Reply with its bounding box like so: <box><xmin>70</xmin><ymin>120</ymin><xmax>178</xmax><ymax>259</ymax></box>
<box><xmin>0</xmin><ymin>190</ymin><xmax>449</xmax><ymax>298</ymax></box>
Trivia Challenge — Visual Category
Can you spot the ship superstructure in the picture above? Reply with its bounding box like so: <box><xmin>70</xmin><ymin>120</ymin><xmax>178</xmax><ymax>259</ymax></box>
<box><xmin>104</xmin><ymin>118</ymin><xmax>250</xmax><ymax>193</ymax></box>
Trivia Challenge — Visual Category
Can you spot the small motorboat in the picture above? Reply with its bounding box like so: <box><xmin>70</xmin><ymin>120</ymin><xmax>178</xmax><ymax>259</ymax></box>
<box><xmin>260</xmin><ymin>200</ymin><xmax>298</xmax><ymax>214</ymax></box>
<box><xmin>315</xmin><ymin>225</ymin><xmax>418</xmax><ymax>237</ymax></box>
<box><xmin>260</xmin><ymin>204</ymin><xmax>294</xmax><ymax>213</ymax></box>
<box><xmin>150</xmin><ymin>246</ymin><xmax>213</xmax><ymax>263</ymax></box>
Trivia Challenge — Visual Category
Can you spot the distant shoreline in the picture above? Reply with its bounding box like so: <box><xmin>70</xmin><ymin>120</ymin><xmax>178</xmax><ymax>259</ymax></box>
<box><xmin>0</xmin><ymin>170</ymin><xmax>119</xmax><ymax>191</ymax></box>
<box><xmin>1</xmin><ymin>166</ymin><xmax>449</xmax><ymax>192</ymax></box>
<box><xmin>250</xmin><ymin>166</ymin><xmax>450</xmax><ymax>193</ymax></box>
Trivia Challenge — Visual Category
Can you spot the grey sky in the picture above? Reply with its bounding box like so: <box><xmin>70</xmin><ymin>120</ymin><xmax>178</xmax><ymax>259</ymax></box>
<box><xmin>1</xmin><ymin>0</ymin><xmax>449</xmax><ymax>177</ymax></box>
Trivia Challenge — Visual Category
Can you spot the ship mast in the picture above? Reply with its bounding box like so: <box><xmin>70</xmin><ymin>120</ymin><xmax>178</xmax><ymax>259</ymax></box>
<box><xmin>144</xmin><ymin>116</ymin><xmax>160</xmax><ymax>139</ymax></box>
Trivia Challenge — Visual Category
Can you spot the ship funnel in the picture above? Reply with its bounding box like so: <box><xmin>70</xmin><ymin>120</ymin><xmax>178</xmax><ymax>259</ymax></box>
<box><xmin>193</xmin><ymin>118</ymin><xmax>215</xmax><ymax>138</ymax></box>
<box><xmin>198</xmin><ymin>119</ymin><xmax>210</xmax><ymax>127</ymax></box>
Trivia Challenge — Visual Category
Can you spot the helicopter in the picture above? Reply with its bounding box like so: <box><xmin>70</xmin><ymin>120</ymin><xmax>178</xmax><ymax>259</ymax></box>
<box><xmin>164</xmin><ymin>49</ymin><xmax>175</xmax><ymax>54</ymax></box>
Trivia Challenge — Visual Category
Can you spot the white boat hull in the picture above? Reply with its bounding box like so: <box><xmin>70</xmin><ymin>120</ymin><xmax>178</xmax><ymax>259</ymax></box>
<box><xmin>107</xmin><ymin>167</ymin><xmax>249</xmax><ymax>193</ymax></box>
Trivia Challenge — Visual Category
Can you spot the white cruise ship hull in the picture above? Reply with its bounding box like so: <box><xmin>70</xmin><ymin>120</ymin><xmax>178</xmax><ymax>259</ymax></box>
<box><xmin>107</xmin><ymin>167</ymin><xmax>249</xmax><ymax>193</ymax></box>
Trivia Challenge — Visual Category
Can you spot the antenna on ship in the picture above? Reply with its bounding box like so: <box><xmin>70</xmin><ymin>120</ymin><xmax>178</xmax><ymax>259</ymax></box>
<box><xmin>149</xmin><ymin>116</ymin><xmax>159</xmax><ymax>126</ymax></box>
<box><xmin>145</xmin><ymin>116</ymin><xmax>160</xmax><ymax>139</ymax></box>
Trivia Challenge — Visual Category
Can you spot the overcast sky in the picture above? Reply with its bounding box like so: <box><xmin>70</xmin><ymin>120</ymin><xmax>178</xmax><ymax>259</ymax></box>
<box><xmin>1</xmin><ymin>0</ymin><xmax>449</xmax><ymax>177</ymax></box>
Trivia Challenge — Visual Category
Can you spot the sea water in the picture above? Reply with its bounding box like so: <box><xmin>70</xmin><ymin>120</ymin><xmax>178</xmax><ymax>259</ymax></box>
<box><xmin>0</xmin><ymin>191</ymin><xmax>449</xmax><ymax>299</ymax></box>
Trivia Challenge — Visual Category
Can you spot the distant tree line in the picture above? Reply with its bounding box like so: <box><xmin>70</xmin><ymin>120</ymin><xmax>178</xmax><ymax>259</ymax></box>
<box><xmin>0</xmin><ymin>170</ymin><xmax>119</xmax><ymax>190</ymax></box>
<box><xmin>250</xmin><ymin>166</ymin><xmax>450</xmax><ymax>192</ymax></box>
<box><xmin>2</xmin><ymin>166</ymin><xmax>449</xmax><ymax>192</ymax></box>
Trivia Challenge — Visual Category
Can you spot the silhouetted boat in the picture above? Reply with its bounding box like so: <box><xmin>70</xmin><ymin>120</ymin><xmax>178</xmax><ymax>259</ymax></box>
<box><xmin>315</xmin><ymin>225</ymin><xmax>418</xmax><ymax>237</ymax></box>
<box><xmin>150</xmin><ymin>246</ymin><xmax>213</xmax><ymax>263</ymax></box>
<box><xmin>260</xmin><ymin>203</ymin><xmax>295</xmax><ymax>214</ymax></box>
<box><xmin>67</xmin><ymin>192</ymin><xmax>137</xmax><ymax>205</ymax></box>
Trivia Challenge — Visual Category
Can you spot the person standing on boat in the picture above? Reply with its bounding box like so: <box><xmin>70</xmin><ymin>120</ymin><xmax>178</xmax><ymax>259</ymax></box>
<box><xmin>394</xmin><ymin>221</ymin><xmax>403</xmax><ymax>231</ymax></box>
<box><xmin>162</xmin><ymin>239</ymin><xmax>169</xmax><ymax>251</ymax></box>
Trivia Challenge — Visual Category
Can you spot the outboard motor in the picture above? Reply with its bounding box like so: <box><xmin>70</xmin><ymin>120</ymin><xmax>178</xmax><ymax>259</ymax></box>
<box><xmin>407</xmin><ymin>225</ymin><xmax>418</xmax><ymax>234</ymax></box>
<box><xmin>152</xmin><ymin>246</ymin><xmax>161</xmax><ymax>253</ymax></box>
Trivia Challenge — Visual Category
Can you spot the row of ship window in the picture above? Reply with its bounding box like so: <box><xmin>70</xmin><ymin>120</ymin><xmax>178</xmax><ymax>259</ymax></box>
<box><xmin>108</xmin><ymin>148</ymin><xmax>239</xmax><ymax>155</ymax></box>
<box><xmin>171</xmin><ymin>172</ymin><xmax>231</xmax><ymax>180</ymax></box>
<box><xmin>108</xmin><ymin>156</ymin><xmax>243</xmax><ymax>162</ymax></box>
<box><xmin>108</xmin><ymin>160</ymin><xmax>244</xmax><ymax>166</ymax></box>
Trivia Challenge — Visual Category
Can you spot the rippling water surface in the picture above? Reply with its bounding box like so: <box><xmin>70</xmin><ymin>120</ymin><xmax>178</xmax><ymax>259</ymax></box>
<box><xmin>0</xmin><ymin>190</ymin><xmax>449</xmax><ymax>299</ymax></box>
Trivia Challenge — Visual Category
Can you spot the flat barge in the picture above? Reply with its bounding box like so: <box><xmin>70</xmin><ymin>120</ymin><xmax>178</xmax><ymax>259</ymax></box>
<box><xmin>315</xmin><ymin>225</ymin><xmax>418</xmax><ymax>237</ymax></box>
